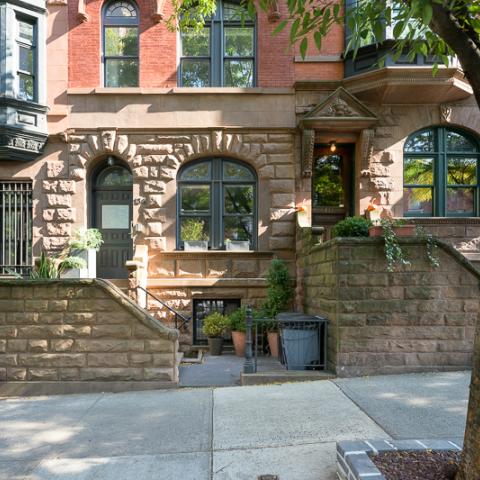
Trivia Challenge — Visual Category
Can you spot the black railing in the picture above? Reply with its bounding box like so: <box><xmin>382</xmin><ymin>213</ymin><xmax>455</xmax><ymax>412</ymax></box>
<box><xmin>136</xmin><ymin>285</ymin><xmax>191</xmax><ymax>332</ymax></box>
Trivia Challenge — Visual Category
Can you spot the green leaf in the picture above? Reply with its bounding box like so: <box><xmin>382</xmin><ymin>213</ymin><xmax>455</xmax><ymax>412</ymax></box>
<box><xmin>432</xmin><ymin>62</ymin><xmax>439</xmax><ymax>76</ymax></box>
<box><xmin>290</xmin><ymin>18</ymin><xmax>301</xmax><ymax>42</ymax></box>
<box><xmin>393</xmin><ymin>20</ymin><xmax>405</xmax><ymax>38</ymax></box>
<box><xmin>422</xmin><ymin>3</ymin><xmax>433</xmax><ymax>26</ymax></box>
<box><xmin>273</xmin><ymin>20</ymin><xmax>288</xmax><ymax>36</ymax></box>
<box><xmin>314</xmin><ymin>30</ymin><xmax>322</xmax><ymax>50</ymax></box>
<box><xmin>300</xmin><ymin>37</ymin><xmax>308</xmax><ymax>59</ymax></box>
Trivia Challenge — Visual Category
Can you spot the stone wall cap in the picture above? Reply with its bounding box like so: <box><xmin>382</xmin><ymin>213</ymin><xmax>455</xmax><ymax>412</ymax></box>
<box><xmin>67</xmin><ymin>87</ymin><xmax>295</xmax><ymax>96</ymax></box>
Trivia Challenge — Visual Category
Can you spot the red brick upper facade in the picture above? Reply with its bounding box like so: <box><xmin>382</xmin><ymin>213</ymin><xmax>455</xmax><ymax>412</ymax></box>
<box><xmin>68</xmin><ymin>0</ymin><xmax>343</xmax><ymax>88</ymax></box>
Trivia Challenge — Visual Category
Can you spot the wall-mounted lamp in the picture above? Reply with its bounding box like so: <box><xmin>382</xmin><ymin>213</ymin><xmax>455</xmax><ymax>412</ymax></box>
<box><xmin>329</xmin><ymin>141</ymin><xmax>337</xmax><ymax>153</ymax></box>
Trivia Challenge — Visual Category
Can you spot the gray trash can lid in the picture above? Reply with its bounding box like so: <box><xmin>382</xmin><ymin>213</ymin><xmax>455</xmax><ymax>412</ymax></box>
<box><xmin>276</xmin><ymin>312</ymin><xmax>326</xmax><ymax>322</ymax></box>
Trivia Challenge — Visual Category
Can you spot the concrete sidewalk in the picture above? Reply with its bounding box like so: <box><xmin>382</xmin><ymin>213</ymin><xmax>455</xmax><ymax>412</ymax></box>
<box><xmin>0</xmin><ymin>372</ymin><xmax>469</xmax><ymax>480</ymax></box>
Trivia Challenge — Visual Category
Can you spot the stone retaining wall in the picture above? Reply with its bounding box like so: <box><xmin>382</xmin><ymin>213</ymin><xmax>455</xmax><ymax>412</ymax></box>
<box><xmin>0</xmin><ymin>279</ymin><xmax>179</xmax><ymax>395</ymax></box>
<box><xmin>300</xmin><ymin>236</ymin><xmax>479</xmax><ymax>376</ymax></box>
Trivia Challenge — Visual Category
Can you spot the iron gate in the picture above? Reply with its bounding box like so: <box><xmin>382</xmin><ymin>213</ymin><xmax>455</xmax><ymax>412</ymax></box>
<box><xmin>0</xmin><ymin>181</ymin><xmax>33</xmax><ymax>275</ymax></box>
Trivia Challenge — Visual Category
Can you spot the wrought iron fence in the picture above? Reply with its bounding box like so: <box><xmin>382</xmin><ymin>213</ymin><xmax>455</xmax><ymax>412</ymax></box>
<box><xmin>0</xmin><ymin>181</ymin><xmax>33</xmax><ymax>275</ymax></box>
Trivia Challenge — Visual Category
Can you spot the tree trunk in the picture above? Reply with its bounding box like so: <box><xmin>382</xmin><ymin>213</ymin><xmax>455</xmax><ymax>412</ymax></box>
<box><xmin>427</xmin><ymin>4</ymin><xmax>480</xmax><ymax>479</ymax></box>
<box><xmin>455</xmin><ymin>318</ymin><xmax>480</xmax><ymax>480</ymax></box>
<box><xmin>429</xmin><ymin>2</ymin><xmax>480</xmax><ymax>111</ymax></box>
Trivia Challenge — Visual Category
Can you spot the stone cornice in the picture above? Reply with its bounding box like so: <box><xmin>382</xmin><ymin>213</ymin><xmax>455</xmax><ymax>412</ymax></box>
<box><xmin>66</xmin><ymin>87</ymin><xmax>295</xmax><ymax>95</ymax></box>
<box><xmin>3</xmin><ymin>0</ymin><xmax>47</xmax><ymax>13</ymax></box>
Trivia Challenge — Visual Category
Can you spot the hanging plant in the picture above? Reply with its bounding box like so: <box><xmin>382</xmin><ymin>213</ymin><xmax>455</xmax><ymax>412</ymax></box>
<box><xmin>380</xmin><ymin>219</ymin><xmax>411</xmax><ymax>272</ymax></box>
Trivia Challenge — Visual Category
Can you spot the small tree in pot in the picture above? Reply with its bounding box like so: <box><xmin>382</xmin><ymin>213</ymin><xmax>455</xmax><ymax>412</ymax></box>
<box><xmin>262</xmin><ymin>259</ymin><xmax>294</xmax><ymax>358</ymax></box>
<box><xmin>202</xmin><ymin>312</ymin><xmax>228</xmax><ymax>356</ymax></box>
<box><xmin>227</xmin><ymin>307</ymin><xmax>247</xmax><ymax>357</ymax></box>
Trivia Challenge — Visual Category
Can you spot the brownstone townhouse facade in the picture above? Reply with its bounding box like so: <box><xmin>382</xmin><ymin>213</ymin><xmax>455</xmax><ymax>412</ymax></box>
<box><xmin>1</xmin><ymin>0</ymin><xmax>480</xmax><ymax>348</ymax></box>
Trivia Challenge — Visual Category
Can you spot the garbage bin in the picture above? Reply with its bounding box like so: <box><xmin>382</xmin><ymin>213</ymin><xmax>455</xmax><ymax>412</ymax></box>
<box><xmin>277</xmin><ymin>313</ymin><xmax>327</xmax><ymax>371</ymax></box>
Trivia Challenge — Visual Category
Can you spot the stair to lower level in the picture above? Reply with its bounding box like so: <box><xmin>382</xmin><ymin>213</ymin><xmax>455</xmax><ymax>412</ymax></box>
<box><xmin>108</xmin><ymin>279</ymin><xmax>129</xmax><ymax>293</ymax></box>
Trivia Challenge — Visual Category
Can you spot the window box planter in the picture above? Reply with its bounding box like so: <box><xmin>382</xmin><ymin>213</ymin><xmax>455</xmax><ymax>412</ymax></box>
<box><xmin>368</xmin><ymin>225</ymin><xmax>415</xmax><ymax>237</ymax></box>
<box><xmin>184</xmin><ymin>241</ymin><xmax>209</xmax><ymax>252</ymax></box>
<box><xmin>61</xmin><ymin>249</ymin><xmax>97</xmax><ymax>279</ymax></box>
<box><xmin>226</xmin><ymin>240</ymin><xmax>250</xmax><ymax>252</ymax></box>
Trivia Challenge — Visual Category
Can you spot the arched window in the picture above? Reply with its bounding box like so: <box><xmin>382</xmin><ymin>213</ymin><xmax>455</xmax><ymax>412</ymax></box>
<box><xmin>102</xmin><ymin>0</ymin><xmax>139</xmax><ymax>87</ymax></box>
<box><xmin>179</xmin><ymin>1</ymin><xmax>255</xmax><ymax>87</ymax></box>
<box><xmin>177</xmin><ymin>158</ymin><xmax>257</xmax><ymax>249</ymax></box>
<box><xmin>404</xmin><ymin>127</ymin><xmax>480</xmax><ymax>217</ymax></box>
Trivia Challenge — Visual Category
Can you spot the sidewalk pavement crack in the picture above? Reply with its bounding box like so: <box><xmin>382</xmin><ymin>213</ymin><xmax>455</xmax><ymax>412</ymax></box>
<box><xmin>330</xmin><ymin>381</ymin><xmax>394</xmax><ymax>439</ymax></box>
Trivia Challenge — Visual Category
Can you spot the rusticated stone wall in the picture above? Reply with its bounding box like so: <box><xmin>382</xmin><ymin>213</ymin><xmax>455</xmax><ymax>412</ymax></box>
<box><xmin>0</xmin><ymin>279</ymin><xmax>179</xmax><ymax>395</ymax></box>
<box><xmin>40</xmin><ymin>128</ymin><xmax>296</xmax><ymax>256</ymax></box>
<box><xmin>300</xmin><ymin>235</ymin><xmax>479</xmax><ymax>376</ymax></box>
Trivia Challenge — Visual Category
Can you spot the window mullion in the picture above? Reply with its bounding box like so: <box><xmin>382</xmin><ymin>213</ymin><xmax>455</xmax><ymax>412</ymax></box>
<box><xmin>437</xmin><ymin>128</ymin><xmax>446</xmax><ymax>216</ymax></box>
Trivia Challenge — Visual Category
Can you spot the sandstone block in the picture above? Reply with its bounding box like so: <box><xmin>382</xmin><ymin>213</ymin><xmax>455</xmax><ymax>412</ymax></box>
<box><xmin>28</xmin><ymin>369</ymin><xmax>58</xmax><ymax>381</ymax></box>
<box><xmin>87</xmin><ymin>353</ymin><xmax>129</xmax><ymax>367</ymax></box>
<box><xmin>63</xmin><ymin>313</ymin><xmax>96</xmax><ymax>324</ymax></box>
<box><xmin>46</xmin><ymin>223</ymin><xmax>71</xmax><ymax>236</ymax></box>
<box><xmin>0</xmin><ymin>300</ymin><xmax>24</xmax><ymax>312</ymax></box>
<box><xmin>80</xmin><ymin>368</ymin><xmax>142</xmax><ymax>381</ymax></box>
<box><xmin>275</xmin><ymin>165</ymin><xmax>295</xmax><ymax>179</ymax></box>
<box><xmin>129</xmin><ymin>353</ymin><xmax>152</xmax><ymax>365</ymax></box>
<box><xmin>0</xmin><ymin>354</ymin><xmax>18</xmax><ymax>366</ymax></box>
<box><xmin>74</xmin><ymin>339</ymin><xmax>144</xmax><ymax>352</ymax></box>
<box><xmin>28</xmin><ymin>340</ymin><xmax>48</xmax><ymax>353</ymax></box>
<box><xmin>46</xmin><ymin>161</ymin><xmax>67</xmax><ymax>178</ymax></box>
<box><xmin>144</xmin><ymin>368</ymin><xmax>173</xmax><ymax>381</ymax></box>
<box><xmin>145</xmin><ymin>339</ymin><xmax>175</xmax><ymax>353</ymax></box>
<box><xmin>37</xmin><ymin>313</ymin><xmax>64</xmax><ymax>324</ymax></box>
<box><xmin>25</xmin><ymin>300</ymin><xmax>49</xmax><ymax>312</ymax></box>
<box><xmin>18</xmin><ymin>353</ymin><xmax>86</xmax><ymax>368</ymax></box>
<box><xmin>152</xmin><ymin>353</ymin><xmax>174</xmax><ymax>367</ymax></box>
<box><xmin>51</xmin><ymin>339</ymin><xmax>74</xmax><ymax>352</ymax></box>
<box><xmin>269</xmin><ymin>179</ymin><xmax>295</xmax><ymax>193</ymax></box>
<box><xmin>91</xmin><ymin>325</ymin><xmax>132</xmax><ymax>338</ymax></box>
<box><xmin>7</xmin><ymin>368</ymin><xmax>27</xmax><ymax>380</ymax></box>
<box><xmin>262</xmin><ymin>143</ymin><xmax>293</xmax><ymax>154</ymax></box>
<box><xmin>46</xmin><ymin>194</ymin><xmax>72</xmax><ymax>208</ymax></box>
<box><xmin>7</xmin><ymin>340</ymin><xmax>27</xmax><ymax>352</ymax></box>
<box><xmin>68</xmin><ymin>299</ymin><xmax>118</xmax><ymax>312</ymax></box>
<box><xmin>59</xmin><ymin>368</ymin><xmax>80</xmax><ymax>381</ymax></box>
<box><xmin>232</xmin><ymin>260</ymin><xmax>258</xmax><ymax>278</ymax></box>
<box><xmin>269</xmin><ymin>236</ymin><xmax>294</xmax><ymax>250</ymax></box>
<box><xmin>0</xmin><ymin>340</ymin><xmax>5</xmax><ymax>352</ymax></box>
<box><xmin>0</xmin><ymin>326</ymin><xmax>18</xmax><ymax>338</ymax></box>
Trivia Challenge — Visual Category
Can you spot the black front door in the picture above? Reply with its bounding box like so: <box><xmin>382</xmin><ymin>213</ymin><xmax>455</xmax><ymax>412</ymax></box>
<box><xmin>92</xmin><ymin>162</ymin><xmax>133</xmax><ymax>279</ymax></box>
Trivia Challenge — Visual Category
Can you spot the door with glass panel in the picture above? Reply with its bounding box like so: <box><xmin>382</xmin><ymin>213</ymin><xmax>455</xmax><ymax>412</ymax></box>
<box><xmin>312</xmin><ymin>145</ymin><xmax>354</xmax><ymax>228</ymax></box>
<box><xmin>92</xmin><ymin>162</ymin><xmax>133</xmax><ymax>278</ymax></box>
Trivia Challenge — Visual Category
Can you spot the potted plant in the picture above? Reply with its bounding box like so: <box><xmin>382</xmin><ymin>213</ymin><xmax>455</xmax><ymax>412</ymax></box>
<box><xmin>225</xmin><ymin>239</ymin><xmax>250</xmax><ymax>251</ymax></box>
<box><xmin>262</xmin><ymin>259</ymin><xmax>294</xmax><ymax>358</ymax></box>
<box><xmin>368</xmin><ymin>218</ymin><xmax>415</xmax><ymax>238</ymax></box>
<box><xmin>202</xmin><ymin>312</ymin><xmax>228</xmax><ymax>356</ymax></box>
<box><xmin>227</xmin><ymin>307</ymin><xmax>247</xmax><ymax>357</ymax></box>
<box><xmin>331</xmin><ymin>216</ymin><xmax>372</xmax><ymax>238</ymax></box>
<box><xmin>62</xmin><ymin>228</ymin><xmax>104</xmax><ymax>278</ymax></box>
<box><xmin>181</xmin><ymin>219</ymin><xmax>209</xmax><ymax>251</ymax></box>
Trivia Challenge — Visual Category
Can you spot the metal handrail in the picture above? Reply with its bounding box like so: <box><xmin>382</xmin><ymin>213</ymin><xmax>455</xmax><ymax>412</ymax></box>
<box><xmin>136</xmin><ymin>285</ymin><xmax>190</xmax><ymax>331</ymax></box>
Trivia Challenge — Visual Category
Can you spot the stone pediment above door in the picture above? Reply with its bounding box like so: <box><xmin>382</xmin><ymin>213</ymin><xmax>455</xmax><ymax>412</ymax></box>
<box><xmin>299</xmin><ymin>87</ymin><xmax>378</xmax><ymax>130</ymax></box>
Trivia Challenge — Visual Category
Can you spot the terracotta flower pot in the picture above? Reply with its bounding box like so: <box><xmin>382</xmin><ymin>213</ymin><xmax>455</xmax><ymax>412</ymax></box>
<box><xmin>208</xmin><ymin>337</ymin><xmax>223</xmax><ymax>356</ymax></box>
<box><xmin>368</xmin><ymin>225</ymin><xmax>415</xmax><ymax>237</ymax></box>
<box><xmin>231</xmin><ymin>331</ymin><xmax>246</xmax><ymax>357</ymax></box>
<box><xmin>267</xmin><ymin>331</ymin><xmax>280</xmax><ymax>358</ymax></box>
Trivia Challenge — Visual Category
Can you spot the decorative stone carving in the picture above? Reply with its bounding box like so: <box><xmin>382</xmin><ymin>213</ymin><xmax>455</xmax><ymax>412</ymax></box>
<box><xmin>301</xmin><ymin>129</ymin><xmax>315</xmax><ymax>177</ymax></box>
<box><xmin>151</xmin><ymin>0</ymin><xmax>166</xmax><ymax>22</ymax></box>
<box><xmin>301</xmin><ymin>87</ymin><xmax>378</xmax><ymax>131</ymax></box>
<box><xmin>440</xmin><ymin>104</ymin><xmax>453</xmax><ymax>123</ymax></box>
<box><xmin>77</xmin><ymin>0</ymin><xmax>88</xmax><ymax>22</ymax></box>
<box><xmin>267</xmin><ymin>0</ymin><xmax>280</xmax><ymax>22</ymax></box>
<box><xmin>359</xmin><ymin>128</ymin><xmax>375</xmax><ymax>172</ymax></box>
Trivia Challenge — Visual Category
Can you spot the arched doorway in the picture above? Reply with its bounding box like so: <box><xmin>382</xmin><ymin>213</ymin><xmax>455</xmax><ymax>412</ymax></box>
<box><xmin>91</xmin><ymin>158</ymin><xmax>133</xmax><ymax>278</ymax></box>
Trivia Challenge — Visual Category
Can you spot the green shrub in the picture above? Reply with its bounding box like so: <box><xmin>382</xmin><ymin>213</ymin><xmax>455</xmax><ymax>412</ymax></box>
<box><xmin>227</xmin><ymin>308</ymin><xmax>247</xmax><ymax>333</ymax></box>
<box><xmin>331</xmin><ymin>216</ymin><xmax>372</xmax><ymax>238</ymax></box>
<box><xmin>181</xmin><ymin>219</ymin><xmax>208</xmax><ymax>241</ymax></box>
<box><xmin>262</xmin><ymin>259</ymin><xmax>293</xmax><ymax>320</ymax></box>
<box><xmin>202</xmin><ymin>312</ymin><xmax>228</xmax><ymax>337</ymax></box>
<box><xmin>69</xmin><ymin>228</ymin><xmax>103</xmax><ymax>251</ymax></box>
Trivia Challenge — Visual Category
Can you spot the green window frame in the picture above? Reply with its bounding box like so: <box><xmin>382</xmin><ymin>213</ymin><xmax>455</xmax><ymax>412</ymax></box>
<box><xmin>177</xmin><ymin>158</ymin><xmax>257</xmax><ymax>249</ymax></box>
<box><xmin>179</xmin><ymin>1</ymin><xmax>256</xmax><ymax>87</ymax></box>
<box><xmin>102</xmin><ymin>0</ymin><xmax>139</xmax><ymax>88</ymax></box>
<box><xmin>16</xmin><ymin>16</ymin><xmax>36</xmax><ymax>102</ymax></box>
<box><xmin>403</xmin><ymin>127</ymin><xmax>480</xmax><ymax>217</ymax></box>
